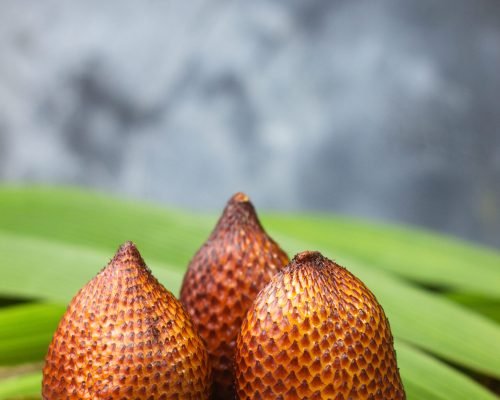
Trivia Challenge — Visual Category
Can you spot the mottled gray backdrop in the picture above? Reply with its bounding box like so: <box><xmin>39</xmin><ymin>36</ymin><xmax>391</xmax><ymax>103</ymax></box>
<box><xmin>1</xmin><ymin>1</ymin><xmax>499</xmax><ymax>247</ymax></box>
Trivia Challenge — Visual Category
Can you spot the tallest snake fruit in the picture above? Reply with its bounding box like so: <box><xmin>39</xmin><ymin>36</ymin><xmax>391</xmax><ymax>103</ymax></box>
<box><xmin>180</xmin><ymin>192</ymin><xmax>289</xmax><ymax>399</ymax></box>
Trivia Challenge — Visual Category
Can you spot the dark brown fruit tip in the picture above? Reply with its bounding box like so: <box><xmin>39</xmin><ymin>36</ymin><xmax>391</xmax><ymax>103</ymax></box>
<box><xmin>42</xmin><ymin>242</ymin><xmax>211</xmax><ymax>400</ymax></box>
<box><xmin>231</xmin><ymin>192</ymin><xmax>250</xmax><ymax>203</ymax></box>
<box><xmin>293</xmin><ymin>250</ymin><xmax>323</xmax><ymax>263</ymax></box>
<box><xmin>216</xmin><ymin>192</ymin><xmax>261</xmax><ymax>231</ymax></box>
<box><xmin>112</xmin><ymin>240</ymin><xmax>143</xmax><ymax>261</ymax></box>
<box><xmin>180</xmin><ymin>193</ymin><xmax>290</xmax><ymax>399</ymax></box>
<box><xmin>235</xmin><ymin>251</ymin><xmax>406</xmax><ymax>400</ymax></box>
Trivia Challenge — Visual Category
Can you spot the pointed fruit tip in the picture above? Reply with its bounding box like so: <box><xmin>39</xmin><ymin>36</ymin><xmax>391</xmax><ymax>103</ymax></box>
<box><xmin>112</xmin><ymin>241</ymin><xmax>144</xmax><ymax>264</ymax></box>
<box><xmin>230</xmin><ymin>192</ymin><xmax>250</xmax><ymax>204</ymax></box>
<box><xmin>120</xmin><ymin>240</ymin><xmax>136</xmax><ymax>250</ymax></box>
<box><xmin>293</xmin><ymin>251</ymin><xmax>325</xmax><ymax>264</ymax></box>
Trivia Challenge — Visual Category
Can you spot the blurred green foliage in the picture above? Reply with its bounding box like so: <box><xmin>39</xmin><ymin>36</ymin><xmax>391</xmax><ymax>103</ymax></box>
<box><xmin>0</xmin><ymin>187</ymin><xmax>498</xmax><ymax>399</ymax></box>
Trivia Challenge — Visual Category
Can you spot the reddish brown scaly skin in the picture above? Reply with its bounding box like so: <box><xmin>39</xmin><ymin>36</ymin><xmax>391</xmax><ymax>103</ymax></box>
<box><xmin>235</xmin><ymin>251</ymin><xmax>406</xmax><ymax>400</ymax></box>
<box><xmin>180</xmin><ymin>193</ymin><xmax>290</xmax><ymax>399</ymax></box>
<box><xmin>42</xmin><ymin>241</ymin><xmax>211</xmax><ymax>400</ymax></box>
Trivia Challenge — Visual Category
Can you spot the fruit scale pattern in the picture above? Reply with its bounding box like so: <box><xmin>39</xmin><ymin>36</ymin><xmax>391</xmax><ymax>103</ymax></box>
<box><xmin>181</xmin><ymin>192</ymin><xmax>290</xmax><ymax>399</ymax></box>
<box><xmin>42</xmin><ymin>242</ymin><xmax>212</xmax><ymax>399</ymax></box>
<box><xmin>235</xmin><ymin>251</ymin><xmax>405</xmax><ymax>400</ymax></box>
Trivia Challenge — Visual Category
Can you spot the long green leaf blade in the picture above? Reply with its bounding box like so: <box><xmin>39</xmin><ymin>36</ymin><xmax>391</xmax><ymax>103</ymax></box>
<box><xmin>397</xmin><ymin>341</ymin><xmax>499</xmax><ymax>400</ymax></box>
<box><xmin>0</xmin><ymin>304</ymin><xmax>65</xmax><ymax>365</ymax></box>
<box><xmin>0</xmin><ymin>232</ymin><xmax>183</xmax><ymax>303</ymax></box>
<box><xmin>265</xmin><ymin>215</ymin><xmax>500</xmax><ymax>299</ymax></box>
<box><xmin>445</xmin><ymin>293</ymin><xmax>500</xmax><ymax>324</ymax></box>
<box><xmin>2</xmin><ymin>187</ymin><xmax>499</xmax><ymax>298</ymax></box>
<box><xmin>0</xmin><ymin>372</ymin><xmax>41</xmax><ymax>400</ymax></box>
<box><xmin>0</xmin><ymin>186</ymin><xmax>209</xmax><ymax>268</ymax></box>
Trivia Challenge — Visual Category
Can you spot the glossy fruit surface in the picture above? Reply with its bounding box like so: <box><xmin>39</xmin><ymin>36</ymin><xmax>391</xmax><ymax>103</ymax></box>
<box><xmin>235</xmin><ymin>251</ymin><xmax>405</xmax><ymax>400</ymax></box>
<box><xmin>42</xmin><ymin>241</ymin><xmax>211</xmax><ymax>400</ymax></box>
<box><xmin>180</xmin><ymin>193</ymin><xmax>289</xmax><ymax>399</ymax></box>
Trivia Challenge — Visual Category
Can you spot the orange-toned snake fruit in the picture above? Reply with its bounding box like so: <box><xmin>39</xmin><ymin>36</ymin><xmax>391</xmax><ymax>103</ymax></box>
<box><xmin>180</xmin><ymin>192</ymin><xmax>289</xmax><ymax>399</ymax></box>
<box><xmin>235</xmin><ymin>251</ymin><xmax>405</xmax><ymax>400</ymax></box>
<box><xmin>42</xmin><ymin>241</ymin><xmax>211</xmax><ymax>400</ymax></box>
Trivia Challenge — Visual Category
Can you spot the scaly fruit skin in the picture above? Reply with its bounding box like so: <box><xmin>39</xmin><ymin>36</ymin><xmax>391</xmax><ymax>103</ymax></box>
<box><xmin>180</xmin><ymin>193</ymin><xmax>289</xmax><ymax>399</ymax></box>
<box><xmin>235</xmin><ymin>251</ymin><xmax>405</xmax><ymax>400</ymax></box>
<box><xmin>42</xmin><ymin>241</ymin><xmax>211</xmax><ymax>400</ymax></box>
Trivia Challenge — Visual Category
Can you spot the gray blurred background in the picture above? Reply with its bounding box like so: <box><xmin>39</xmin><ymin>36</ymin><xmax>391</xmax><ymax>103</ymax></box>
<box><xmin>1</xmin><ymin>0</ymin><xmax>499</xmax><ymax>247</ymax></box>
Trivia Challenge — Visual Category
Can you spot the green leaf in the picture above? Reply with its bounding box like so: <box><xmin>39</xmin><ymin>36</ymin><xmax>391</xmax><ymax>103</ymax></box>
<box><xmin>2</xmin><ymin>186</ymin><xmax>498</xmax><ymax>297</ymax></box>
<box><xmin>0</xmin><ymin>232</ymin><xmax>184</xmax><ymax>303</ymax></box>
<box><xmin>0</xmin><ymin>186</ymin><xmax>211</xmax><ymax>268</ymax></box>
<box><xmin>0</xmin><ymin>304</ymin><xmax>65</xmax><ymax>365</ymax></box>
<box><xmin>446</xmin><ymin>292</ymin><xmax>500</xmax><ymax>324</ymax></box>
<box><xmin>0</xmin><ymin>186</ymin><xmax>499</xmax><ymax>399</ymax></box>
<box><xmin>0</xmin><ymin>372</ymin><xmax>41</xmax><ymax>400</ymax></box>
<box><xmin>264</xmin><ymin>215</ymin><xmax>500</xmax><ymax>299</ymax></box>
<box><xmin>396</xmin><ymin>340</ymin><xmax>499</xmax><ymax>400</ymax></box>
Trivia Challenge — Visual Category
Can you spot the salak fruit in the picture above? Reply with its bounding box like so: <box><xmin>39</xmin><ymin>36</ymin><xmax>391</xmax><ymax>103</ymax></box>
<box><xmin>180</xmin><ymin>192</ymin><xmax>289</xmax><ymax>399</ymax></box>
<box><xmin>42</xmin><ymin>241</ymin><xmax>211</xmax><ymax>400</ymax></box>
<box><xmin>235</xmin><ymin>251</ymin><xmax>406</xmax><ymax>400</ymax></box>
